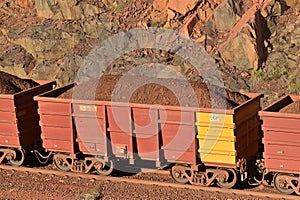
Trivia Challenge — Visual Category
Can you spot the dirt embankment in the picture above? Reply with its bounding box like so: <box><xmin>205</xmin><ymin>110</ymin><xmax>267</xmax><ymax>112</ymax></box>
<box><xmin>60</xmin><ymin>75</ymin><xmax>249</xmax><ymax>109</ymax></box>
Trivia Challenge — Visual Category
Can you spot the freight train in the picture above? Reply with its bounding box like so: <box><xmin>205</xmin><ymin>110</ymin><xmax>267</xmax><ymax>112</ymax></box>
<box><xmin>0</xmin><ymin>80</ymin><xmax>299</xmax><ymax>196</ymax></box>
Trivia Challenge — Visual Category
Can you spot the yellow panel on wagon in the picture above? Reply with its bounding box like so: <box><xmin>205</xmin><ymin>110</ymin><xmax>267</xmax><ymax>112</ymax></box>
<box><xmin>196</xmin><ymin>112</ymin><xmax>236</xmax><ymax>165</ymax></box>
<box><xmin>199</xmin><ymin>149</ymin><xmax>236</xmax><ymax>165</ymax></box>
<box><xmin>195</xmin><ymin>113</ymin><xmax>235</xmax><ymax>128</ymax></box>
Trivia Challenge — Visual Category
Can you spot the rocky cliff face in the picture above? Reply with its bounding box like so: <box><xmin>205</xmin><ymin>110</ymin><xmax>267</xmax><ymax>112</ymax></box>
<box><xmin>0</xmin><ymin>0</ymin><xmax>299</xmax><ymax>104</ymax></box>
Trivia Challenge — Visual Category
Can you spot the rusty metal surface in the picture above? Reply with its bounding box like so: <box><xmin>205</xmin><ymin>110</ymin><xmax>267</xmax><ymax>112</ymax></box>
<box><xmin>36</xmin><ymin>84</ymin><xmax>263</xmax><ymax>172</ymax></box>
<box><xmin>234</xmin><ymin>93</ymin><xmax>262</xmax><ymax>159</ymax></box>
<box><xmin>35</xmin><ymin>84</ymin><xmax>74</xmax><ymax>153</ymax></box>
<box><xmin>0</xmin><ymin>81</ymin><xmax>55</xmax><ymax>149</ymax></box>
<box><xmin>260</xmin><ymin>95</ymin><xmax>300</xmax><ymax>174</ymax></box>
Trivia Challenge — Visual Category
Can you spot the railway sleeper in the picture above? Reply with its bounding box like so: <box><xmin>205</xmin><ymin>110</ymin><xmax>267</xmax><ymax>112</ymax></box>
<box><xmin>53</xmin><ymin>153</ymin><xmax>114</xmax><ymax>176</ymax></box>
<box><xmin>171</xmin><ymin>164</ymin><xmax>238</xmax><ymax>188</ymax></box>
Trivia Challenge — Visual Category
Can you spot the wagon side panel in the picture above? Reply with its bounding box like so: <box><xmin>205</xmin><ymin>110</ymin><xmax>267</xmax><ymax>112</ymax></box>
<box><xmin>107</xmin><ymin>105</ymin><xmax>133</xmax><ymax>159</ymax></box>
<box><xmin>73</xmin><ymin>103</ymin><xmax>108</xmax><ymax>156</ymax></box>
<box><xmin>132</xmin><ymin>107</ymin><xmax>160</xmax><ymax>161</ymax></box>
<box><xmin>37</xmin><ymin>100</ymin><xmax>73</xmax><ymax>152</ymax></box>
<box><xmin>160</xmin><ymin>109</ymin><xmax>197</xmax><ymax>165</ymax></box>
<box><xmin>196</xmin><ymin>112</ymin><xmax>236</xmax><ymax>166</ymax></box>
<box><xmin>260</xmin><ymin>95</ymin><xmax>300</xmax><ymax>173</ymax></box>
<box><xmin>0</xmin><ymin>97</ymin><xmax>14</xmax><ymax>112</ymax></box>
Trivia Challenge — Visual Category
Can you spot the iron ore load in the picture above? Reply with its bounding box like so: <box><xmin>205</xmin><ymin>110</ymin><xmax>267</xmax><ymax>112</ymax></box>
<box><xmin>0</xmin><ymin>71</ymin><xmax>300</xmax><ymax>196</ymax></box>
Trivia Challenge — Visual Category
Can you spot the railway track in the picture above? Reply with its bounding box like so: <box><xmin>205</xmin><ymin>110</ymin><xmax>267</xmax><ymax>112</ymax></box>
<box><xmin>0</xmin><ymin>165</ymin><xmax>298</xmax><ymax>200</ymax></box>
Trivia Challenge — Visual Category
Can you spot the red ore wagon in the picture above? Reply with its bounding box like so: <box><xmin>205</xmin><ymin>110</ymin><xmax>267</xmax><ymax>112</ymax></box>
<box><xmin>0</xmin><ymin>80</ymin><xmax>55</xmax><ymax>166</ymax></box>
<box><xmin>35</xmin><ymin>82</ymin><xmax>263</xmax><ymax>189</ymax></box>
<box><xmin>259</xmin><ymin>95</ymin><xmax>300</xmax><ymax>195</ymax></box>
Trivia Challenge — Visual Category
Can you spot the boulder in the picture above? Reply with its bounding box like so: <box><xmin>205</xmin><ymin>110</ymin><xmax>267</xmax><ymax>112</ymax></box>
<box><xmin>17</xmin><ymin>0</ymin><xmax>33</xmax><ymax>8</ymax></box>
<box><xmin>179</xmin><ymin>13</ymin><xmax>199</xmax><ymax>37</ymax></box>
<box><xmin>34</xmin><ymin>0</ymin><xmax>100</xmax><ymax>20</ymax></box>
<box><xmin>148</xmin><ymin>0</ymin><xmax>169</xmax><ymax>27</ymax></box>
<box><xmin>272</xmin><ymin>1</ymin><xmax>282</xmax><ymax>16</ymax></box>
<box><xmin>167</xmin><ymin>8</ymin><xmax>176</xmax><ymax>20</ymax></box>
<box><xmin>291</xmin><ymin>26</ymin><xmax>300</xmax><ymax>46</ymax></box>
<box><xmin>220</xmin><ymin>33</ymin><xmax>258</xmax><ymax>70</ymax></box>
<box><xmin>83</xmin><ymin>3</ymin><xmax>101</xmax><ymax>18</ymax></box>
<box><xmin>156</xmin><ymin>65</ymin><xmax>184</xmax><ymax>79</ymax></box>
<box><xmin>29</xmin><ymin>63</ymin><xmax>60</xmax><ymax>81</ymax></box>
<box><xmin>168</xmin><ymin>0</ymin><xmax>200</xmax><ymax>15</ymax></box>
<box><xmin>285</xmin><ymin>0</ymin><xmax>300</xmax><ymax>7</ymax></box>
<box><xmin>11</xmin><ymin>37</ymin><xmax>39</xmax><ymax>59</ymax></box>
<box><xmin>153</xmin><ymin>0</ymin><xmax>169</xmax><ymax>10</ymax></box>
<box><xmin>35</xmin><ymin>0</ymin><xmax>55</xmax><ymax>19</ymax></box>
<box><xmin>55</xmin><ymin>0</ymin><xmax>77</xmax><ymax>20</ymax></box>
<box><xmin>213</xmin><ymin>2</ymin><xmax>240</xmax><ymax>31</ymax></box>
<box><xmin>0</xmin><ymin>65</ymin><xmax>28</xmax><ymax>78</ymax></box>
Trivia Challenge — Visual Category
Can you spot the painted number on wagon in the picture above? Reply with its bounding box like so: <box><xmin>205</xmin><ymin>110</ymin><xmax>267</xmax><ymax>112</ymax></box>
<box><xmin>210</xmin><ymin>114</ymin><xmax>220</xmax><ymax>122</ymax></box>
<box><xmin>79</xmin><ymin>105</ymin><xmax>97</xmax><ymax>112</ymax></box>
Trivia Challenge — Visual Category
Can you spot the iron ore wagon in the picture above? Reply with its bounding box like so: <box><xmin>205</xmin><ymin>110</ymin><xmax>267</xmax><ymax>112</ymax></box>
<box><xmin>35</xmin><ymin>82</ymin><xmax>262</xmax><ymax>188</ymax></box>
<box><xmin>259</xmin><ymin>95</ymin><xmax>300</xmax><ymax>195</ymax></box>
<box><xmin>0</xmin><ymin>80</ymin><xmax>55</xmax><ymax>166</ymax></box>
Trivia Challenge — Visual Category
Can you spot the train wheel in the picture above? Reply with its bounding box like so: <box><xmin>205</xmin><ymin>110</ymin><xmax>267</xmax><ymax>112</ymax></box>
<box><xmin>8</xmin><ymin>149</ymin><xmax>25</xmax><ymax>166</ymax></box>
<box><xmin>170</xmin><ymin>164</ymin><xmax>190</xmax><ymax>184</ymax></box>
<box><xmin>53</xmin><ymin>154</ymin><xmax>70</xmax><ymax>172</ymax></box>
<box><xmin>274</xmin><ymin>173</ymin><xmax>295</xmax><ymax>195</ymax></box>
<box><xmin>95</xmin><ymin>159</ymin><xmax>114</xmax><ymax>176</ymax></box>
<box><xmin>216</xmin><ymin>168</ymin><xmax>238</xmax><ymax>189</ymax></box>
